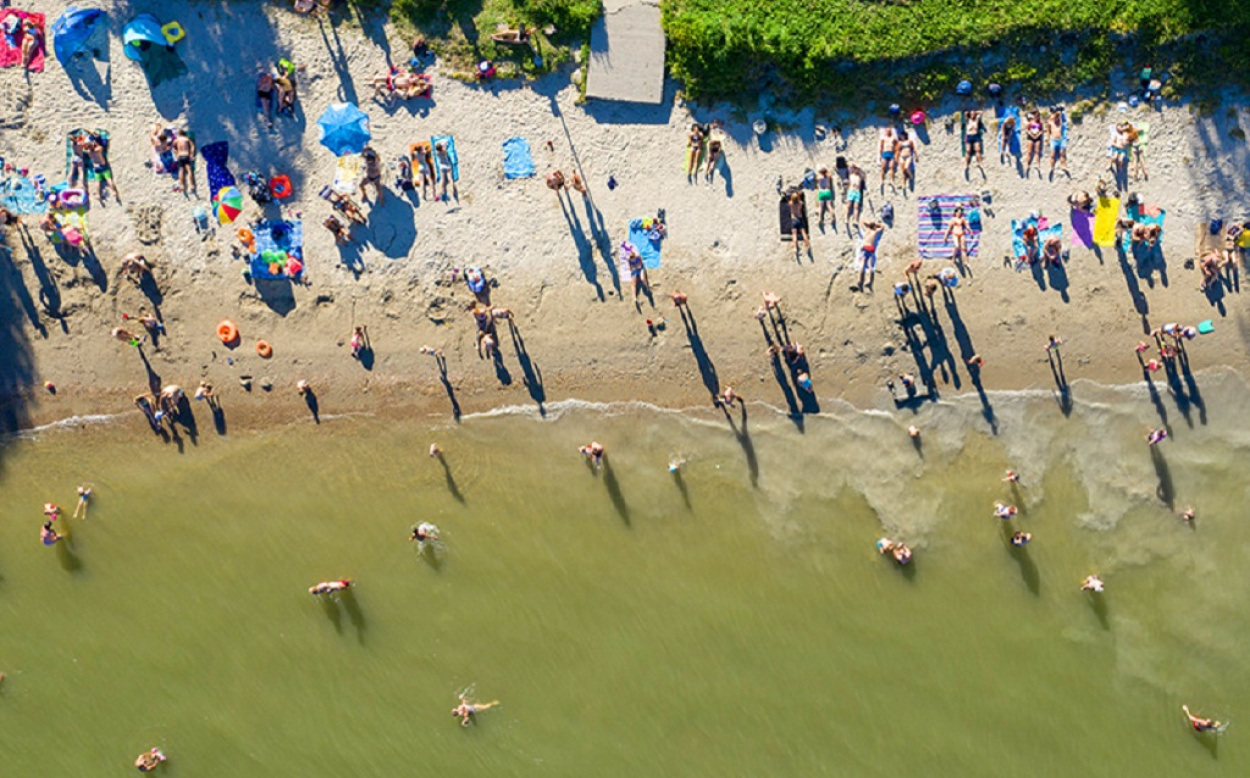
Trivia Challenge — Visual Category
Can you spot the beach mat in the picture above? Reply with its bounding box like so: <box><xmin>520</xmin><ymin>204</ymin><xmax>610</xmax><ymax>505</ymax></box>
<box><xmin>200</xmin><ymin>141</ymin><xmax>236</xmax><ymax>194</ymax></box>
<box><xmin>502</xmin><ymin>137</ymin><xmax>534</xmax><ymax>179</ymax></box>
<box><xmin>917</xmin><ymin>194</ymin><xmax>981</xmax><ymax>259</ymax></box>
<box><xmin>1093</xmin><ymin>196</ymin><xmax>1120</xmax><ymax>247</ymax></box>
<box><xmin>1011</xmin><ymin>217</ymin><xmax>1063</xmax><ymax>261</ymax></box>
<box><xmin>627</xmin><ymin>218</ymin><xmax>663</xmax><ymax>270</ymax></box>
<box><xmin>995</xmin><ymin>105</ymin><xmax>1020</xmax><ymax>157</ymax></box>
<box><xmin>1070</xmin><ymin>209</ymin><xmax>1094</xmax><ymax>248</ymax></box>
<box><xmin>0</xmin><ymin>175</ymin><xmax>47</xmax><ymax>214</ymax></box>
<box><xmin>0</xmin><ymin>10</ymin><xmax>46</xmax><ymax>72</ymax></box>
<box><xmin>249</xmin><ymin>219</ymin><xmax>304</xmax><ymax>279</ymax></box>
<box><xmin>431</xmin><ymin>135</ymin><xmax>459</xmax><ymax>182</ymax></box>
<box><xmin>333</xmin><ymin>153</ymin><xmax>362</xmax><ymax>194</ymax></box>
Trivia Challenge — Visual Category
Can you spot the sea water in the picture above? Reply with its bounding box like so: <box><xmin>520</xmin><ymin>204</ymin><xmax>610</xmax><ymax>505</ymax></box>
<box><xmin>1</xmin><ymin>372</ymin><xmax>1248</xmax><ymax>775</ymax></box>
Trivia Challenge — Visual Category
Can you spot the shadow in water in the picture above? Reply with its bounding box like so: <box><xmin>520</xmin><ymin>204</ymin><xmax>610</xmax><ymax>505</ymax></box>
<box><xmin>723</xmin><ymin>403</ymin><xmax>759</xmax><ymax>488</ymax></box>
<box><xmin>672</xmin><ymin>469</ymin><xmax>691</xmax><ymax>510</ymax></box>
<box><xmin>303</xmin><ymin>389</ymin><xmax>320</xmax><ymax>424</ymax></box>
<box><xmin>56</xmin><ymin>541</ymin><xmax>83</xmax><ymax>573</ymax></box>
<box><xmin>601</xmin><ymin>459</ymin><xmax>630</xmax><ymax>526</ymax></box>
<box><xmin>1151</xmin><ymin>443</ymin><xmax>1174</xmax><ymax>508</ymax></box>
<box><xmin>1086</xmin><ymin>592</ymin><xmax>1110</xmax><ymax>630</ymax></box>
<box><xmin>509</xmin><ymin>320</ymin><xmax>545</xmax><ymax>416</ymax></box>
<box><xmin>340</xmin><ymin>589</ymin><xmax>366</xmax><ymax>644</ymax></box>
<box><xmin>437</xmin><ymin>455</ymin><xmax>465</xmax><ymax>504</ymax></box>
<box><xmin>436</xmin><ymin>353</ymin><xmax>461</xmax><ymax>422</ymax></box>
<box><xmin>1001</xmin><ymin>522</ymin><xmax>1039</xmax><ymax>595</ymax></box>
<box><xmin>320</xmin><ymin>597</ymin><xmax>344</xmax><ymax>634</ymax></box>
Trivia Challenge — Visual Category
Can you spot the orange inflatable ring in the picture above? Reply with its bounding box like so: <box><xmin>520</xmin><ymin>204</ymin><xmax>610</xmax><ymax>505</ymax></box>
<box><xmin>269</xmin><ymin>175</ymin><xmax>293</xmax><ymax>199</ymax></box>
<box><xmin>237</xmin><ymin>227</ymin><xmax>256</xmax><ymax>251</ymax></box>
<box><xmin>217</xmin><ymin>319</ymin><xmax>239</xmax><ymax>344</ymax></box>
<box><xmin>256</xmin><ymin>340</ymin><xmax>273</xmax><ymax>358</ymax></box>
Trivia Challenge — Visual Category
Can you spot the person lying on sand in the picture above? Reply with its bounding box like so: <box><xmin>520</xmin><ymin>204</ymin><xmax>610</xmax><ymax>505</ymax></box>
<box><xmin>256</xmin><ymin>73</ymin><xmax>275</xmax><ymax>122</ymax></box>
<box><xmin>324</xmin><ymin>215</ymin><xmax>351</xmax><ymax>244</ymax></box>
<box><xmin>83</xmin><ymin>137</ymin><xmax>121</xmax><ymax>203</ymax></box>
<box><xmin>20</xmin><ymin>19</ymin><xmax>42</xmax><ymax>72</ymax></box>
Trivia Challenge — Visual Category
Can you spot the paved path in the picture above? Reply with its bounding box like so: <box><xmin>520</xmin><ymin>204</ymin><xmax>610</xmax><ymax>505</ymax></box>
<box><xmin>584</xmin><ymin>0</ymin><xmax>665</xmax><ymax>104</ymax></box>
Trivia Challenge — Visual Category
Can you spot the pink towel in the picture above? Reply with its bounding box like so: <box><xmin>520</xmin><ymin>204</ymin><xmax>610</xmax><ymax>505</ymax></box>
<box><xmin>0</xmin><ymin>10</ymin><xmax>46</xmax><ymax>73</ymax></box>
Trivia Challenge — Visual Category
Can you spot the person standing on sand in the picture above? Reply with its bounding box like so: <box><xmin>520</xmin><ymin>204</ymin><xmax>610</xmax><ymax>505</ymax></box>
<box><xmin>845</xmin><ymin>164</ymin><xmax>865</xmax><ymax>225</ymax></box>
<box><xmin>621</xmin><ymin>242</ymin><xmax>649</xmax><ymax>306</ymax></box>
<box><xmin>1046</xmin><ymin>107</ymin><xmax>1068</xmax><ymax>177</ymax></box>
<box><xmin>546</xmin><ymin>170</ymin><xmax>566</xmax><ymax>195</ymax></box>
<box><xmin>789</xmin><ymin>191</ymin><xmax>810</xmax><ymax>256</ymax></box>
<box><xmin>879</xmin><ymin>125</ymin><xmax>898</xmax><ymax>185</ymax></box>
<box><xmin>172</xmin><ymin>132</ymin><xmax>196</xmax><ymax>196</ymax></box>
<box><xmin>84</xmin><ymin>137</ymin><xmax>121</xmax><ymax>203</ymax></box>
<box><xmin>350</xmin><ymin>325</ymin><xmax>368</xmax><ymax>359</ymax></box>
<box><xmin>897</xmin><ymin>130</ymin><xmax>917</xmax><ymax>188</ymax></box>
<box><xmin>816</xmin><ymin>167</ymin><xmax>835</xmax><ymax>228</ymax></box>
<box><xmin>964</xmin><ymin>110</ymin><xmax>984</xmax><ymax>173</ymax></box>
<box><xmin>359</xmin><ymin>146</ymin><xmax>386</xmax><ymax>205</ymax></box>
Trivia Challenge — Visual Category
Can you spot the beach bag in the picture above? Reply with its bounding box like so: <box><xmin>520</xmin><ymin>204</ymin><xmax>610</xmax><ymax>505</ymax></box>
<box><xmin>956</xmin><ymin>80</ymin><xmax>972</xmax><ymax>96</ymax></box>
<box><xmin>1209</xmin><ymin>218</ymin><xmax>1224</xmax><ymax>235</ymax></box>
<box><xmin>881</xmin><ymin>202</ymin><xmax>894</xmax><ymax>222</ymax></box>
<box><xmin>244</xmin><ymin>172</ymin><xmax>272</xmax><ymax>204</ymax></box>
<box><xmin>968</xmin><ymin>208</ymin><xmax>982</xmax><ymax>230</ymax></box>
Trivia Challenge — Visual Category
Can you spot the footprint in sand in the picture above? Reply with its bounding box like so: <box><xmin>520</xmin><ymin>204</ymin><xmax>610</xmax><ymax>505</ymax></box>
<box><xmin>135</xmin><ymin>205</ymin><xmax>163</xmax><ymax>245</ymax></box>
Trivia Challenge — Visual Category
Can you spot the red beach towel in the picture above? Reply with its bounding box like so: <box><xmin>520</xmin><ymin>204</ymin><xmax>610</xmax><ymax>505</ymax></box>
<box><xmin>0</xmin><ymin>10</ymin><xmax>46</xmax><ymax>73</ymax></box>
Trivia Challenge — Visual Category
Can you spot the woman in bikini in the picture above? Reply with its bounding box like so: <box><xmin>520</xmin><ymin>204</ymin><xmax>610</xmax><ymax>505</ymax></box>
<box><xmin>409</xmin><ymin>142</ymin><xmax>435</xmax><ymax>197</ymax></box>
<box><xmin>20</xmin><ymin>18</ymin><xmax>42</xmax><ymax>71</ymax></box>
<box><xmin>256</xmin><ymin>72</ymin><xmax>275</xmax><ymax>122</ymax></box>
<box><xmin>1046</xmin><ymin>108</ymin><xmax>1068</xmax><ymax>176</ymax></box>
<box><xmin>896</xmin><ymin>130</ymin><xmax>917</xmax><ymax>189</ymax></box>
<box><xmin>999</xmin><ymin>112</ymin><xmax>1017</xmax><ymax>163</ymax></box>
<box><xmin>1128</xmin><ymin>123</ymin><xmax>1147</xmax><ymax>181</ymax></box>
<box><xmin>945</xmin><ymin>206</ymin><xmax>970</xmax><ymax>259</ymax></box>
<box><xmin>685</xmin><ymin>123</ymin><xmax>704</xmax><ymax>179</ymax></box>
<box><xmin>1023</xmin><ymin>111</ymin><xmax>1044</xmax><ymax>175</ymax></box>
<box><xmin>963</xmin><ymin>110</ymin><xmax>984</xmax><ymax>171</ymax></box>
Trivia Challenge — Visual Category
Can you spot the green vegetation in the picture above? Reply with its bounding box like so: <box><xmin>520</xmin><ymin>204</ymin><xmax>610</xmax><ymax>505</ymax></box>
<box><xmin>662</xmin><ymin>0</ymin><xmax>1250</xmax><ymax>106</ymax></box>
<box><xmin>390</xmin><ymin>0</ymin><xmax>600</xmax><ymax>79</ymax></box>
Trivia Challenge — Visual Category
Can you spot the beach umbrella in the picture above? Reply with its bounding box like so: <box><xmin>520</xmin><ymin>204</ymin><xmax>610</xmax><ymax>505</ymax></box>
<box><xmin>316</xmin><ymin>103</ymin><xmax>371</xmax><ymax>157</ymax></box>
<box><xmin>52</xmin><ymin>7</ymin><xmax>105</xmax><ymax>66</ymax></box>
<box><xmin>212</xmin><ymin>187</ymin><xmax>244</xmax><ymax>225</ymax></box>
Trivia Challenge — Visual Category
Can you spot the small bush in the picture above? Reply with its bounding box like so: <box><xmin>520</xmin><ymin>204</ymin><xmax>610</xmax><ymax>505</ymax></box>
<box><xmin>516</xmin><ymin>0</ymin><xmax>601</xmax><ymax>37</ymax></box>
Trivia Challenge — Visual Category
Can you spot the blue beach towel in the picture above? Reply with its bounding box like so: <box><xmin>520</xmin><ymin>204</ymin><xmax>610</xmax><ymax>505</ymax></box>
<box><xmin>200</xmin><ymin>141</ymin><xmax>236</xmax><ymax>195</ymax></box>
<box><xmin>502</xmin><ymin>137</ymin><xmax>534</xmax><ymax>179</ymax></box>
<box><xmin>249</xmin><ymin>219</ymin><xmax>304</xmax><ymax>279</ymax></box>
<box><xmin>627</xmin><ymin>218</ymin><xmax>663</xmax><ymax>269</ymax></box>
<box><xmin>918</xmin><ymin>194</ymin><xmax>981</xmax><ymax>259</ymax></box>
<box><xmin>1122</xmin><ymin>206</ymin><xmax>1165</xmax><ymax>251</ymax></box>
<box><xmin>1011</xmin><ymin>217</ymin><xmax>1063</xmax><ymax>261</ymax></box>
<box><xmin>431</xmin><ymin>135</ymin><xmax>459</xmax><ymax>183</ymax></box>
<box><xmin>996</xmin><ymin>105</ymin><xmax>1021</xmax><ymax>157</ymax></box>
<box><xmin>0</xmin><ymin>175</ymin><xmax>48</xmax><ymax>214</ymax></box>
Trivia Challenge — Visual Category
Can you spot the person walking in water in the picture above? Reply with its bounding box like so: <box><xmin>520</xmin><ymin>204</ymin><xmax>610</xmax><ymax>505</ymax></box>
<box><xmin>1182</xmin><ymin>705</ymin><xmax>1224</xmax><ymax>732</ymax></box>
<box><xmin>309</xmin><ymin>579</ymin><xmax>352</xmax><ymax>595</ymax></box>
<box><xmin>410</xmin><ymin>522</ymin><xmax>440</xmax><ymax>549</ymax></box>
<box><xmin>994</xmin><ymin>502</ymin><xmax>1018</xmax><ymax>519</ymax></box>
<box><xmin>1081</xmin><ymin>574</ymin><xmax>1104</xmax><ymax>592</ymax></box>
<box><xmin>452</xmin><ymin>694</ymin><xmax>501</xmax><ymax>727</ymax></box>
<box><xmin>134</xmin><ymin>747</ymin><xmax>168</xmax><ymax>772</ymax></box>
<box><xmin>40</xmin><ymin>521</ymin><xmax>60</xmax><ymax>546</ymax></box>
<box><xmin>579</xmin><ymin>441</ymin><xmax>605</xmax><ymax>468</ymax></box>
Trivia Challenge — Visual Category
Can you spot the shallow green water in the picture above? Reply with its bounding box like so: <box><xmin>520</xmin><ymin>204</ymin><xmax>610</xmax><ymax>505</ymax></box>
<box><xmin>1</xmin><ymin>374</ymin><xmax>1249</xmax><ymax>775</ymax></box>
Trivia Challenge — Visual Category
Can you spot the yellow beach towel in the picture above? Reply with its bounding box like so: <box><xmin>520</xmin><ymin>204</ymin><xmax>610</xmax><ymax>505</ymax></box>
<box><xmin>1093</xmin><ymin>197</ymin><xmax>1120</xmax><ymax>247</ymax></box>
<box><xmin>683</xmin><ymin>137</ymin><xmax>704</xmax><ymax>174</ymax></box>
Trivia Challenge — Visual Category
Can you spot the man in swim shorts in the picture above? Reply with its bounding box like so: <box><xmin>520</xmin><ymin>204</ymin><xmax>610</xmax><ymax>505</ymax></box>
<box><xmin>173</xmin><ymin>132</ymin><xmax>196</xmax><ymax>195</ymax></box>
<box><xmin>84</xmin><ymin>137</ymin><xmax>121</xmax><ymax>202</ymax></box>
<box><xmin>879</xmin><ymin>126</ymin><xmax>897</xmax><ymax>184</ymax></box>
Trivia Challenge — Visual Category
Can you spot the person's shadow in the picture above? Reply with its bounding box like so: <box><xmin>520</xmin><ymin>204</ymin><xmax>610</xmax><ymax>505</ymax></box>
<box><xmin>1151</xmin><ymin>443</ymin><xmax>1174</xmax><ymax>508</ymax></box>
<box><xmin>1000</xmin><ymin>522</ymin><xmax>1039</xmax><ymax>595</ymax></box>
<box><xmin>436</xmin><ymin>453</ymin><xmax>465</xmax><ymax>504</ymax></box>
<box><xmin>340</xmin><ymin>589</ymin><xmax>366</xmax><ymax>644</ymax></box>
<box><xmin>601</xmin><ymin>458</ymin><xmax>630</xmax><ymax>526</ymax></box>
<box><xmin>1086</xmin><ymin>591</ymin><xmax>1110</xmax><ymax>630</ymax></box>
<box><xmin>509</xmin><ymin>320</ymin><xmax>545</xmax><ymax>416</ymax></box>
<box><xmin>303</xmin><ymin>388</ymin><xmax>320</xmax><ymax>424</ymax></box>
<box><xmin>435</xmin><ymin>353</ymin><xmax>461</xmax><ymax>422</ymax></box>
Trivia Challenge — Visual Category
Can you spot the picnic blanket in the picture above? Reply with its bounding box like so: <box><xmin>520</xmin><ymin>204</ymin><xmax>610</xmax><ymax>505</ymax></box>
<box><xmin>501</xmin><ymin>137</ymin><xmax>534</xmax><ymax>179</ymax></box>
<box><xmin>1011</xmin><ymin>216</ymin><xmax>1063</xmax><ymax>261</ymax></box>
<box><xmin>995</xmin><ymin>105</ymin><xmax>1020</xmax><ymax>157</ymax></box>
<box><xmin>333</xmin><ymin>153</ymin><xmax>362</xmax><ymax>194</ymax></box>
<box><xmin>1070</xmin><ymin>209</ymin><xmax>1094</xmax><ymax>248</ymax></box>
<box><xmin>627</xmin><ymin>218</ymin><xmax>664</xmax><ymax>270</ymax></box>
<box><xmin>917</xmin><ymin>194</ymin><xmax>981</xmax><ymax>259</ymax></box>
<box><xmin>0</xmin><ymin>10</ymin><xmax>45</xmax><ymax>72</ymax></box>
<box><xmin>200</xmin><ymin>141</ymin><xmax>236</xmax><ymax>194</ymax></box>
<box><xmin>431</xmin><ymin>134</ymin><xmax>459</xmax><ymax>182</ymax></box>
<box><xmin>1093</xmin><ymin>196</ymin><xmax>1120</xmax><ymax>247</ymax></box>
<box><xmin>0</xmin><ymin>175</ymin><xmax>47</xmax><ymax>214</ymax></box>
<box><xmin>249</xmin><ymin>219</ymin><xmax>304</xmax><ymax>280</ymax></box>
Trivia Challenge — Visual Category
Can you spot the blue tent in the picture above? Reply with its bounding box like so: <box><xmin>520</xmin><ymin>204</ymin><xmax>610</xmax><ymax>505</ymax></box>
<box><xmin>123</xmin><ymin>14</ymin><xmax>165</xmax><ymax>61</ymax></box>
<box><xmin>51</xmin><ymin>7</ymin><xmax>105</xmax><ymax>66</ymax></box>
<box><xmin>317</xmin><ymin>103</ymin><xmax>371</xmax><ymax>157</ymax></box>
<box><xmin>123</xmin><ymin>14</ymin><xmax>187</xmax><ymax>87</ymax></box>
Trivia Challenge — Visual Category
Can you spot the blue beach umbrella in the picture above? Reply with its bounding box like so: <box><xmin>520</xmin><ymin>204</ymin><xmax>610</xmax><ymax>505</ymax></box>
<box><xmin>316</xmin><ymin>103</ymin><xmax>371</xmax><ymax>157</ymax></box>
<box><xmin>51</xmin><ymin>7</ymin><xmax>105</xmax><ymax>66</ymax></box>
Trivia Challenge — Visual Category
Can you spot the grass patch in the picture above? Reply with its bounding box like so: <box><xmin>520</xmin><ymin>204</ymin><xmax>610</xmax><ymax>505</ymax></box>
<box><xmin>390</xmin><ymin>0</ymin><xmax>600</xmax><ymax>78</ymax></box>
<box><xmin>662</xmin><ymin>0</ymin><xmax>1250</xmax><ymax>106</ymax></box>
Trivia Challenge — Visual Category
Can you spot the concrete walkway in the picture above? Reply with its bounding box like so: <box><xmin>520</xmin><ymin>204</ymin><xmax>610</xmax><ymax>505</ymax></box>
<box><xmin>584</xmin><ymin>0</ymin><xmax>665</xmax><ymax>104</ymax></box>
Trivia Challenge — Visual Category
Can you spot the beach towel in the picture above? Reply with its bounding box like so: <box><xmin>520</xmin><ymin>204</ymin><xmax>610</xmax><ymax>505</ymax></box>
<box><xmin>1070</xmin><ymin>209</ymin><xmax>1094</xmax><ymax>248</ymax></box>
<box><xmin>1011</xmin><ymin>217</ymin><xmax>1063</xmax><ymax>261</ymax></box>
<box><xmin>0</xmin><ymin>10</ymin><xmax>45</xmax><ymax>72</ymax></box>
<box><xmin>917</xmin><ymin>194</ymin><xmax>981</xmax><ymax>259</ymax></box>
<box><xmin>333</xmin><ymin>153</ymin><xmax>363</xmax><ymax>194</ymax></box>
<box><xmin>249</xmin><ymin>219</ymin><xmax>304</xmax><ymax>279</ymax></box>
<box><xmin>200</xmin><ymin>141</ymin><xmax>236</xmax><ymax>194</ymax></box>
<box><xmin>501</xmin><ymin>137</ymin><xmax>534</xmax><ymax>179</ymax></box>
<box><xmin>0</xmin><ymin>175</ymin><xmax>47</xmax><ymax>214</ymax></box>
<box><xmin>1195</xmin><ymin>223</ymin><xmax>1223</xmax><ymax>259</ymax></box>
<box><xmin>1122</xmin><ymin>207</ymin><xmax>1165</xmax><ymax>251</ymax></box>
<box><xmin>627</xmin><ymin>218</ymin><xmax>664</xmax><ymax>270</ymax></box>
<box><xmin>1093</xmin><ymin>196</ymin><xmax>1120</xmax><ymax>247</ymax></box>
<box><xmin>431</xmin><ymin>135</ymin><xmax>459</xmax><ymax>182</ymax></box>
<box><xmin>53</xmin><ymin>207</ymin><xmax>89</xmax><ymax>245</ymax></box>
<box><xmin>994</xmin><ymin>105</ymin><xmax>1020</xmax><ymax>158</ymax></box>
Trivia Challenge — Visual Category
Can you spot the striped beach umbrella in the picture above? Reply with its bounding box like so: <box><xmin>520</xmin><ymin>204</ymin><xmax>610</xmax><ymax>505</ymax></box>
<box><xmin>213</xmin><ymin>186</ymin><xmax>244</xmax><ymax>225</ymax></box>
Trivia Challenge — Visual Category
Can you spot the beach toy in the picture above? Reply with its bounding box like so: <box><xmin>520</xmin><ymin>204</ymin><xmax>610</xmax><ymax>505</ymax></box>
<box><xmin>286</xmin><ymin>257</ymin><xmax>303</xmax><ymax>276</ymax></box>
<box><xmin>1198</xmin><ymin>320</ymin><xmax>1215</xmax><ymax>334</ymax></box>
<box><xmin>216</xmin><ymin>320</ymin><xmax>239</xmax><ymax>344</ymax></box>
<box><xmin>269</xmin><ymin>175</ymin><xmax>293</xmax><ymax>199</ymax></box>
<box><xmin>59</xmin><ymin>189</ymin><xmax>87</xmax><ymax>208</ymax></box>
<box><xmin>236</xmin><ymin>226</ymin><xmax>255</xmax><ymax>251</ymax></box>
<box><xmin>255</xmin><ymin>340</ymin><xmax>273</xmax><ymax>358</ymax></box>
<box><xmin>161</xmin><ymin>21</ymin><xmax>185</xmax><ymax>45</ymax></box>
<box><xmin>62</xmin><ymin>227</ymin><xmax>83</xmax><ymax>246</ymax></box>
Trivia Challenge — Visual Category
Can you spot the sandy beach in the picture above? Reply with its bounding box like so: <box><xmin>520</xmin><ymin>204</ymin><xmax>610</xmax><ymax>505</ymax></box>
<box><xmin>2</xmin><ymin>1</ymin><xmax>1249</xmax><ymax>435</ymax></box>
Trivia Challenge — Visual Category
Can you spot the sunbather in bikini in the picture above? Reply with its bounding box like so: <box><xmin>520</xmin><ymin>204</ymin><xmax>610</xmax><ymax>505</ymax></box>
<box><xmin>963</xmin><ymin>111</ymin><xmax>984</xmax><ymax>172</ymax></box>
<box><xmin>945</xmin><ymin>206</ymin><xmax>970</xmax><ymax>259</ymax></box>
<box><xmin>322</xmin><ymin>189</ymin><xmax>368</xmax><ymax>225</ymax></box>
<box><xmin>20</xmin><ymin>18</ymin><xmax>42</xmax><ymax>71</ymax></box>
<box><xmin>360</xmin><ymin>147</ymin><xmax>386</xmax><ymax>205</ymax></box>
<box><xmin>1024</xmin><ymin>111</ymin><xmax>1044</xmax><ymax>175</ymax></box>
<box><xmin>897</xmin><ymin>130</ymin><xmax>916</xmax><ymax>188</ymax></box>
<box><xmin>275</xmin><ymin>74</ymin><xmax>297</xmax><ymax>115</ymax></box>
<box><xmin>324</xmin><ymin>215</ymin><xmax>351</xmax><ymax>245</ymax></box>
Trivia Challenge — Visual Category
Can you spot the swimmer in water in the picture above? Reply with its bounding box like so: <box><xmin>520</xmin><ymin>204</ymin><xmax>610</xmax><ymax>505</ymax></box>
<box><xmin>410</xmin><ymin>522</ymin><xmax>440</xmax><ymax>545</ymax></box>
<box><xmin>994</xmin><ymin>502</ymin><xmax>1018</xmax><ymax>519</ymax></box>
<box><xmin>73</xmin><ymin>486</ymin><xmax>92</xmax><ymax>520</ymax></box>
<box><xmin>40</xmin><ymin>521</ymin><xmax>60</xmax><ymax>546</ymax></box>
<box><xmin>907</xmin><ymin>425</ymin><xmax>920</xmax><ymax>439</ymax></box>
<box><xmin>1180</xmin><ymin>507</ymin><xmax>1196</xmax><ymax>523</ymax></box>
<box><xmin>135</xmin><ymin>748</ymin><xmax>167</xmax><ymax>772</ymax></box>
<box><xmin>668</xmin><ymin>456</ymin><xmax>685</xmax><ymax>474</ymax></box>
<box><xmin>43</xmin><ymin>502</ymin><xmax>61</xmax><ymax>520</ymax></box>
<box><xmin>1010</xmin><ymin>531</ymin><xmax>1032</xmax><ymax>547</ymax></box>
<box><xmin>1002</xmin><ymin>470</ymin><xmax>1021</xmax><ymax>483</ymax></box>
<box><xmin>1081</xmin><ymin>574</ymin><xmax>1104</xmax><ymax>593</ymax></box>
<box><xmin>1146</xmin><ymin>428</ymin><xmax>1168</xmax><ymax>446</ymax></box>
<box><xmin>309</xmin><ymin>579</ymin><xmax>352</xmax><ymax>596</ymax></box>
<box><xmin>877</xmin><ymin>538</ymin><xmax>912</xmax><ymax>565</ymax></box>
<box><xmin>1182</xmin><ymin>705</ymin><xmax>1223</xmax><ymax>732</ymax></box>
<box><xmin>579</xmin><ymin>441</ymin><xmax>605</xmax><ymax>468</ymax></box>
<box><xmin>429</xmin><ymin>443</ymin><xmax>442</xmax><ymax>458</ymax></box>
<box><xmin>452</xmin><ymin>694</ymin><xmax>501</xmax><ymax>727</ymax></box>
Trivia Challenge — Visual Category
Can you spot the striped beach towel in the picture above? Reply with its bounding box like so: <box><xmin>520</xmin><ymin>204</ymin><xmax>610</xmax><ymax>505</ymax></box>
<box><xmin>918</xmin><ymin>194</ymin><xmax>981</xmax><ymax>259</ymax></box>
